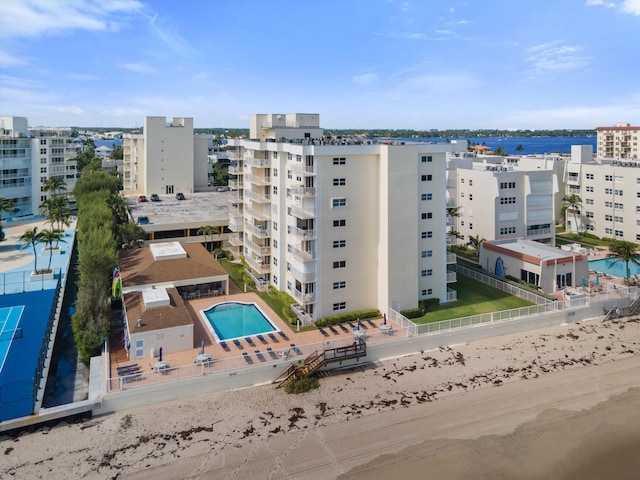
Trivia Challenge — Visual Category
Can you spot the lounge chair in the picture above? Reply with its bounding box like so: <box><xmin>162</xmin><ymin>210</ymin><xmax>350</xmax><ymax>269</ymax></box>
<box><xmin>233</xmin><ymin>339</ymin><xmax>243</xmax><ymax>349</ymax></box>
<box><xmin>246</xmin><ymin>337</ymin><xmax>256</xmax><ymax>347</ymax></box>
<box><xmin>317</xmin><ymin>327</ymin><xmax>329</xmax><ymax>337</ymax></box>
<box><xmin>366</xmin><ymin>319</ymin><xmax>377</xmax><ymax>328</ymax></box>
<box><xmin>220</xmin><ymin>341</ymin><xmax>230</xmax><ymax>351</ymax></box>
<box><xmin>328</xmin><ymin>325</ymin><xmax>339</xmax><ymax>335</ymax></box>
<box><xmin>255</xmin><ymin>350</ymin><xmax>266</xmax><ymax>362</ymax></box>
<box><xmin>338</xmin><ymin>323</ymin><xmax>349</xmax><ymax>333</ymax></box>
<box><xmin>268</xmin><ymin>332</ymin><xmax>279</xmax><ymax>342</ymax></box>
<box><xmin>278</xmin><ymin>331</ymin><xmax>289</xmax><ymax>341</ymax></box>
<box><xmin>256</xmin><ymin>334</ymin><xmax>268</xmax><ymax>344</ymax></box>
<box><xmin>266</xmin><ymin>347</ymin><xmax>278</xmax><ymax>359</ymax></box>
<box><xmin>243</xmin><ymin>352</ymin><xmax>253</xmax><ymax>364</ymax></box>
<box><xmin>290</xmin><ymin>343</ymin><xmax>302</xmax><ymax>355</ymax></box>
<box><xmin>348</xmin><ymin>322</ymin><xmax>356</xmax><ymax>329</ymax></box>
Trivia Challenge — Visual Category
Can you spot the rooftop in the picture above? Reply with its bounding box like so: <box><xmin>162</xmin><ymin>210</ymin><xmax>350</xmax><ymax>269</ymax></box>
<box><xmin>485</xmin><ymin>238</ymin><xmax>578</xmax><ymax>262</ymax></box>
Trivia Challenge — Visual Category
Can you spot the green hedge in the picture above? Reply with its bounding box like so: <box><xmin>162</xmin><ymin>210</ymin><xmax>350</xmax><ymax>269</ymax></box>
<box><xmin>400</xmin><ymin>308</ymin><xmax>423</xmax><ymax>319</ymax></box>
<box><xmin>315</xmin><ymin>309</ymin><xmax>380</xmax><ymax>327</ymax></box>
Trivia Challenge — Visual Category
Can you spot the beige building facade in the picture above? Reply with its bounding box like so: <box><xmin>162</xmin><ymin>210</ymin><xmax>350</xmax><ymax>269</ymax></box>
<box><xmin>227</xmin><ymin>114</ymin><xmax>467</xmax><ymax>323</ymax></box>
<box><xmin>596</xmin><ymin>123</ymin><xmax>639</xmax><ymax>159</ymax></box>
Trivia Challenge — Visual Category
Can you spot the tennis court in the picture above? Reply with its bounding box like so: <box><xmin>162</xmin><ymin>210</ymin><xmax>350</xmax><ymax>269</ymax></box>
<box><xmin>0</xmin><ymin>305</ymin><xmax>25</xmax><ymax>372</ymax></box>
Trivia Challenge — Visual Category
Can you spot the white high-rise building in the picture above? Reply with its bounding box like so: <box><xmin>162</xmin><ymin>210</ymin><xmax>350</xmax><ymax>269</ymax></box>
<box><xmin>564</xmin><ymin>145</ymin><xmax>640</xmax><ymax>243</ymax></box>
<box><xmin>1</xmin><ymin>116</ymin><xmax>79</xmax><ymax>217</ymax></box>
<box><xmin>122</xmin><ymin>116</ymin><xmax>212</xmax><ymax>195</ymax></box>
<box><xmin>227</xmin><ymin>114</ymin><xmax>467</xmax><ymax>322</ymax></box>
<box><xmin>596</xmin><ymin>123</ymin><xmax>640</xmax><ymax>159</ymax></box>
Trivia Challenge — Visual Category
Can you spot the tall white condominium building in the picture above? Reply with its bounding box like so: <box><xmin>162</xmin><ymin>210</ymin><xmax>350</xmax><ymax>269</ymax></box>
<box><xmin>227</xmin><ymin>113</ymin><xmax>468</xmax><ymax>322</ymax></box>
<box><xmin>1</xmin><ymin>116</ymin><xmax>79</xmax><ymax>217</ymax></box>
<box><xmin>564</xmin><ymin>145</ymin><xmax>640</xmax><ymax>243</ymax></box>
<box><xmin>596</xmin><ymin>122</ymin><xmax>639</xmax><ymax>159</ymax></box>
<box><xmin>447</xmin><ymin>153</ymin><xmax>564</xmax><ymax>247</ymax></box>
<box><xmin>122</xmin><ymin>116</ymin><xmax>212</xmax><ymax>195</ymax></box>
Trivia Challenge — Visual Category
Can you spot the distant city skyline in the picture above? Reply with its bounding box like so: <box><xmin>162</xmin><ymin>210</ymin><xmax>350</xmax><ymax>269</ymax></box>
<box><xmin>1</xmin><ymin>0</ymin><xmax>639</xmax><ymax>129</ymax></box>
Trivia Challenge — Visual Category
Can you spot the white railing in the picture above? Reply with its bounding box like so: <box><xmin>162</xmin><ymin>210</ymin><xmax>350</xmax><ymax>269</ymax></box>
<box><xmin>291</xmin><ymin>205</ymin><xmax>316</xmax><ymax>219</ymax></box>
<box><xmin>446</xmin><ymin>288</ymin><xmax>457</xmax><ymax>302</ymax></box>
<box><xmin>446</xmin><ymin>253</ymin><xmax>456</xmax><ymax>264</ymax></box>
<box><xmin>289</xmin><ymin>226</ymin><xmax>316</xmax><ymax>239</ymax></box>
<box><xmin>446</xmin><ymin>271</ymin><xmax>457</xmax><ymax>283</ymax></box>
<box><xmin>291</xmin><ymin>186</ymin><xmax>316</xmax><ymax>197</ymax></box>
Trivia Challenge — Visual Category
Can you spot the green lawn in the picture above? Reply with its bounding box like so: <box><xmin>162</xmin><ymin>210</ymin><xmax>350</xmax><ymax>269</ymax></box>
<box><xmin>413</xmin><ymin>275</ymin><xmax>535</xmax><ymax>324</ymax></box>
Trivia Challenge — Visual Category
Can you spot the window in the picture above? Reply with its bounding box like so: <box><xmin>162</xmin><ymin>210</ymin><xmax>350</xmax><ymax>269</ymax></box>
<box><xmin>586</xmin><ymin>186</ymin><xmax>594</xmax><ymax>193</ymax></box>
<box><xmin>421</xmin><ymin>290</ymin><xmax>427</xmax><ymax>296</ymax></box>
<box><xmin>469</xmin><ymin>180</ymin><xmax>473</xmax><ymax>186</ymax></box>
<box><xmin>273</xmin><ymin>168</ymin><xmax>278</xmax><ymax>177</ymax></box>
<box><xmin>333</xmin><ymin>260</ymin><xmax>346</xmax><ymax>269</ymax></box>
<box><xmin>333</xmin><ymin>281</ymin><xmax>346</xmax><ymax>290</ymax></box>
<box><xmin>427</xmin><ymin>288</ymin><xmax>433</xmax><ymax>295</ymax></box>
<box><xmin>422</xmin><ymin>231</ymin><xmax>433</xmax><ymax>238</ymax></box>
<box><xmin>614</xmin><ymin>189</ymin><xmax>623</xmax><ymax>196</ymax></box>
<box><xmin>40</xmin><ymin>148</ymin><xmax>46</xmax><ymax>154</ymax></box>
<box><xmin>421</xmin><ymin>174</ymin><xmax>433</xmax><ymax>181</ymax></box>
<box><xmin>333</xmin><ymin>240</ymin><xmax>346</xmax><ymax>248</ymax></box>
<box><xmin>614</xmin><ymin>203</ymin><xmax>624</xmax><ymax>210</ymax></box>
<box><xmin>40</xmin><ymin>158</ymin><xmax>46</xmax><ymax>164</ymax></box>
<box><xmin>469</xmin><ymin>223</ymin><xmax>473</xmax><ymax>230</ymax></box>
<box><xmin>333</xmin><ymin>302</ymin><xmax>346</xmax><ymax>311</ymax></box>
<box><xmin>273</xmin><ymin>186</ymin><xmax>278</xmax><ymax>195</ymax></box>
<box><xmin>469</xmin><ymin>194</ymin><xmax>473</xmax><ymax>201</ymax></box>
<box><xmin>605</xmin><ymin>228</ymin><xmax>613</xmax><ymax>234</ymax></box>
<box><xmin>421</xmin><ymin>212</ymin><xmax>433</xmax><ymax>219</ymax></box>
<box><xmin>422</xmin><ymin>231</ymin><xmax>428</xmax><ymax>239</ymax></box>
<box><xmin>427</xmin><ymin>269</ymin><xmax>433</xmax><ymax>276</ymax></box>
<box><xmin>287</xmin><ymin>170</ymin><xmax>292</xmax><ymax>179</ymax></box>
<box><xmin>605</xmin><ymin>201</ymin><xmax>613</xmax><ymax>208</ymax></box>
<box><xmin>273</xmin><ymin>240</ymin><xmax>278</xmax><ymax>248</ymax></box>
<box><xmin>615</xmin><ymin>230</ymin><xmax>624</xmax><ymax>237</ymax></box>
<box><xmin>499</xmin><ymin>197</ymin><xmax>516</xmax><ymax>204</ymax></box>
<box><xmin>273</xmin><ymin>221</ymin><xmax>278</xmax><ymax>231</ymax></box>
<box><xmin>605</xmin><ymin>175</ymin><xmax>613</xmax><ymax>181</ymax></box>
<box><xmin>586</xmin><ymin>198</ymin><xmax>594</xmax><ymax>205</ymax></box>
<box><xmin>500</xmin><ymin>227</ymin><xmax>516</xmax><ymax>235</ymax></box>
<box><xmin>273</xmin><ymin>257</ymin><xmax>278</xmax><ymax>266</ymax></box>
<box><xmin>333</xmin><ymin>157</ymin><xmax>346</xmax><ymax>165</ymax></box>
<box><xmin>40</xmin><ymin>167</ymin><xmax>47</xmax><ymax>173</ymax></box>
<box><xmin>605</xmin><ymin>188</ymin><xmax>613</xmax><ymax>195</ymax></box>
<box><xmin>605</xmin><ymin>214</ymin><xmax>613</xmax><ymax>222</ymax></box>
<box><xmin>615</xmin><ymin>216</ymin><xmax>623</xmax><ymax>223</ymax></box>
<box><xmin>421</xmin><ymin>193</ymin><xmax>433</xmax><ymax>201</ymax></box>
<box><xmin>421</xmin><ymin>250</ymin><xmax>433</xmax><ymax>257</ymax></box>
<box><xmin>586</xmin><ymin>212</ymin><xmax>594</xmax><ymax>218</ymax></box>
<box><xmin>332</xmin><ymin>198</ymin><xmax>347</xmax><ymax>208</ymax></box>
<box><xmin>500</xmin><ymin>182</ymin><xmax>516</xmax><ymax>189</ymax></box>
<box><xmin>421</xmin><ymin>155</ymin><xmax>433</xmax><ymax>162</ymax></box>
<box><xmin>586</xmin><ymin>173</ymin><xmax>594</xmax><ymax>180</ymax></box>
<box><xmin>421</xmin><ymin>270</ymin><xmax>427</xmax><ymax>277</ymax></box>
<box><xmin>333</xmin><ymin>219</ymin><xmax>346</xmax><ymax>227</ymax></box>
<box><xmin>333</xmin><ymin>178</ymin><xmax>346</xmax><ymax>186</ymax></box>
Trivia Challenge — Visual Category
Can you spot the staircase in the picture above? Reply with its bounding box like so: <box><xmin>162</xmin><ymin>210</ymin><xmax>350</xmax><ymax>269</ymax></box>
<box><xmin>602</xmin><ymin>297</ymin><xmax>640</xmax><ymax>322</ymax></box>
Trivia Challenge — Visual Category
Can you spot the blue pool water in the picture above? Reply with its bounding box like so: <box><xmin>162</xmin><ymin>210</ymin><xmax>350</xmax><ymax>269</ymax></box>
<box><xmin>589</xmin><ymin>257</ymin><xmax>640</xmax><ymax>278</ymax></box>
<box><xmin>201</xmin><ymin>302</ymin><xmax>277</xmax><ymax>341</ymax></box>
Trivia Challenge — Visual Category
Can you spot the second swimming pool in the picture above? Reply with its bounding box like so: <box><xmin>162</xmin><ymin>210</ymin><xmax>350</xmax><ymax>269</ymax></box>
<box><xmin>200</xmin><ymin>301</ymin><xmax>278</xmax><ymax>342</ymax></box>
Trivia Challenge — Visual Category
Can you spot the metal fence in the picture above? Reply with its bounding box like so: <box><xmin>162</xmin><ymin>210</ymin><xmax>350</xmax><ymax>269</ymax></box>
<box><xmin>0</xmin><ymin>268</ymin><xmax>63</xmax><ymax>295</ymax></box>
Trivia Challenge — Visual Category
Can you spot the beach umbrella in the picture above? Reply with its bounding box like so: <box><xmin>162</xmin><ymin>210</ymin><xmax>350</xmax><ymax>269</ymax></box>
<box><xmin>200</xmin><ymin>340</ymin><xmax>205</xmax><ymax>355</ymax></box>
<box><xmin>159</xmin><ymin>347</ymin><xmax>163</xmax><ymax>362</ymax></box>
<box><xmin>383</xmin><ymin>313</ymin><xmax>387</xmax><ymax>325</ymax></box>
<box><xmin>356</xmin><ymin>318</ymin><xmax>361</xmax><ymax>330</ymax></box>
<box><xmin>582</xmin><ymin>277</ymin><xmax>586</xmax><ymax>288</ymax></box>
<box><xmin>595</xmin><ymin>274</ymin><xmax>599</xmax><ymax>286</ymax></box>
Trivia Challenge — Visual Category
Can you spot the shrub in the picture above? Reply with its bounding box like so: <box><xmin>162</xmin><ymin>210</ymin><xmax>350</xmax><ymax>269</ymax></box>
<box><xmin>419</xmin><ymin>298</ymin><xmax>440</xmax><ymax>311</ymax></box>
<box><xmin>315</xmin><ymin>309</ymin><xmax>380</xmax><ymax>327</ymax></box>
<box><xmin>284</xmin><ymin>376</ymin><xmax>320</xmax><ymax>394</ymax></box>
<box><xmin>400</xmin><ymin>308</ymin><xmax>423</xmax><ymax>319</ymax></box>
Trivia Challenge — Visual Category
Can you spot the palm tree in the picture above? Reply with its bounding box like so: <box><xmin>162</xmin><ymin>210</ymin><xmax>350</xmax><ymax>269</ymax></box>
<box><xmin>561</xmin><ymin>194</ymin><xmax>582</xmax><ymax>233</ymax></box>
<box><xmin>40</xmin><ymin>229</ymin><xmax>65</xmax><ymax>271</ymax></box>
<box><xmin>0</xmin><ymin>196</ymin><xmax>18</xmax><ymax>242</ymax></box>
<box><xmin>198</xmin><ymin>225</ymin><xmax>220</xmax><ymax>252</ymax></box>
<box><xmin>608</xmin><ymin>240</ymin><xmax>640</xmax><ymax>283</ymax></box>
<box><xmin>43</xmin><ymin>176</ymin><xmax>67</xmax><ymax>197</ymax></box>
<box><xmin>467</xmin><ymin>234</ymin><xmax>485</xmax><ymax>256</ymax></box>
<box><xmin>19</xmin><ymin>226</ymin><xmax>43</xmax><ymax>273</ymax></box>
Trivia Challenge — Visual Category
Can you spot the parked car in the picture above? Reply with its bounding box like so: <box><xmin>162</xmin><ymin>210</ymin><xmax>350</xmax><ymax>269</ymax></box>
<box><xmin>138</xmin><ymin>195</ymin><xmax>148</xmax><ymax>202</ymax></box>
<box><xmin>150</xmin><ymin>193</ymin><xmax>160</xmax><ymax>202</ymax></box>
<box><xmin>176</xmin><ymin>192</ymin><xmax>186</xmax><ymax>200</ymax></box>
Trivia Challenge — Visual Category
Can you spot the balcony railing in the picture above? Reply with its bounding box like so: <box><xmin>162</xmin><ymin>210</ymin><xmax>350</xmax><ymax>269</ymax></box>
<box><xmin>245</xmin><ymin>174</ymin><xmax>271</xmax><ymax>186</ymax></box>
<box><xmin>246</xmin><ymin>224</ymin><xmax>271</xmax><ymax>238</ymax></box>
<box><xmin>246</xmin><ymin>240</ymin><xmax>270</xmax><ymax>256</ymax></box>
<box><xmin>228</xmin><ymin>233</ymin><xmax>243</xmax><ymax>247</ymax></box>
<box><xmin>291</xmin><ymin>205</ymin><xmax>316</xmax><ymax>219</ymax></box>
<box><xmin>291</xmin><ymin>185</ymin><xmax>316</xmax><ymax>197</ymax></box>
<box><xmin>245</xmin><ymin>205</ymin><xmax>270</xmax><ymax>221</ymax></box>
<box><xmin>446</xmin><ymin>271</ymin><xmax>457</xmax><ymax>283</ymax></box>
<box><xmin>246</xmin><ymin>255</ymin><xmax>270</xmax><ymax>274</ymax></box>
<box><xmin>245</xmin><ymin>189</ymin><xmax>271</xmax><ymax>203</ymax></box>
<box><xmin>245</xmin><ymin>157</ymin><xmax>270</xmax><ymax>168</ymax></box>
<box><xmin>293</xmin><ymin>289</ymin><xmax>316</xmax><ymax>304</ymax></box>
<box><xmin>290</xmin><ymin>245</ymin><xmax>315</xmax><ymax>262</ymax></box>
<box><xmin>289</xmin><ymin>226</ymin><xmax>316</xmax><ymax>239</ymax></box>
<box><xmin>229</xmin><ymin>215</ymin><xmax>244</xmax><ymax>232</ymax></box>
<box><xmin>291</xmin><ymin>164</ymin><xmax>315</xmax><ymax>176</ymax></box>
<box><xmin>526</xmin><ymin>227</ymin><xmax>551</xmax><ymax>237</ymax></box>
<box><xmin>289</xmin><ymin>267</ymin><xmax>315</xmax><ymax>283</ymax></box>
<box><xmin>446</xmin><ymin>235</ymin><xmax>457</xmax><ymax>246</ymax></box>
<box><xmin>228</xmin><ymin>165</ymin><xmax>243</xmax><ymax>175</ymax></box>
<box><xmin>446</xmin><ymin>253</ymin><xmax>456</xmax><ymax>264</ymax></box>
<box><xmin>446</xmin><ymin>288</ymin><xmax>457</xmax><ymax>302</ymax></box>
<box><xmin>228</xmin><ymin>178</ymin><xmax>243</xmax><ymax>189</ymax></box>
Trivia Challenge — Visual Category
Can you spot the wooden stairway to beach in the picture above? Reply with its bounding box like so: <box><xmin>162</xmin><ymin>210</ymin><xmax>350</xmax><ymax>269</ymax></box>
<box><xmin>273</xmin><ymin>339</ymin><xmax>367</xmax><ymax>388</ymax></box>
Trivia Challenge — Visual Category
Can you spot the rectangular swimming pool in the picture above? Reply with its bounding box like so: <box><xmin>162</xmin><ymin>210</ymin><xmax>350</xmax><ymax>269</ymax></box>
<box><xmin>200</xmin><ymin>302</ymin><xmax>279</xmax><ymax>342</ymax></box>
<box><xmin>589</xmin><ymin>257</ymin><xmax>640</xmax><ymax>278</ymax></box>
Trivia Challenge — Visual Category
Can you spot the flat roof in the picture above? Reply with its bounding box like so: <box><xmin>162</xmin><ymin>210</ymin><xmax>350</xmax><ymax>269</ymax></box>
<box><xmin>487</xmin><ymin>239</ymin><xmax>571</xmax><ymax>261</ymax></box>
<box><xmin>127</xmin><ymin>191</ymin><xmax>231</xmax><ymax>229</ymax></box>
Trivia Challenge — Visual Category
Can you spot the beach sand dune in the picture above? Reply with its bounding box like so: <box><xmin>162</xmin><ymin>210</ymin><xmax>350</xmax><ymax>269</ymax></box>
<box><xmin>1</xmin><ymin>316</ymin><xmax>639</xmax><ymax>479</ymax></box>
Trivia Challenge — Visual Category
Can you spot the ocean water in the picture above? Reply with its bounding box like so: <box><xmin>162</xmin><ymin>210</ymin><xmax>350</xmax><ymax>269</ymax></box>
<box><xmin>391</xmin><ymin>136</ymin><xmax>597</xmax><ymax>155</ymax></box>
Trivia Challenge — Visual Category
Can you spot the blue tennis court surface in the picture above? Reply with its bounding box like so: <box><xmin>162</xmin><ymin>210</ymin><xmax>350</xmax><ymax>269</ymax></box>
<box><xmin>0</xmin><ymin>290</ymin><xmax>55</xmax><ymax>421</ymax></box>
<box><xmin>0</xmin><ymin>306</ymin><xmax>25</xmax><ymax>372</ymax></box>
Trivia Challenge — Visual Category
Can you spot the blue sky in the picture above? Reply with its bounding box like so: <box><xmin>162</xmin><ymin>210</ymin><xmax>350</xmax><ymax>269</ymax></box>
<box><xmin>1</xmin><ymin>0</ymin><xmax>638</xmax><ymax>129</ymax></box>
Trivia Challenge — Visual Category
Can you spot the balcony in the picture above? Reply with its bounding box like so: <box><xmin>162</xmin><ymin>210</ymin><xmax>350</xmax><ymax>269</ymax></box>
<box><xmin>292</xmin><ymin>164</ymin><xmax>315</xmax><ymax>176</ymax></box>
<box><xmin>228</xmin><ymin>178</ymin><xmax>243</xmax><ymax>189</ymax></box>
<box><xmin>229</xmin><ymin>192</ymin><xmax>244</xmax><ymax>203</ymax></box>
<box><xmin>246</xmin><ymin>224</ymin><xmax>271</xmax><ymax>238</ymax></box>
<box><xmin>289</xmin><ymin>226</ymin><xmax>316</xmax><ymax>240</ymax></box>
<box><xmin>229</xmin><ymin>244</ymin><xmax>242</xmax><ymax>259</ymax></box>
<box><xmin>246</xmin><ymin>239</ymin><xmax>270</xmax><ymax>256</ymax></box>
<box><xmin>228</xmin><ymin>165</ymin><xmax>243</xmax><ymax>175</ymax></box>
<box><xmin>228</xmin><ymin>233</ymin><xmax>243</xmax><ymax>247</ymax></box>
<box><xmin>245</xmin><ymin>189</ymin><xmax>271</xmax><ymax>203</ymax></box>
<box><xmin>245</xmin><ymin>173</ymin><xmax>271</xmax><ymax>186</ymax></box>
<box><xmin>446</xmin><ymin>253</ymin><xmax>456</xmax><ymax>264</ymax></box>
<box><xmin>446</xmin><ymin>270</ymin><xmax>457</xmax><ymax>283</ymax></box>
<box><xmin>446</xmin><ymin>288</ymin><xmax>457</xmax><ymax>302</ymax></box>
<box><xmin>526</xmin><ymin>227</ymin><xmax>551</xmax><ymax>237</ymax></box>
<box><xmin>245</xmin><ymin>205</ymin><xmax>270</xmax><ymax>221</ymax></box>
<box><xmin>293</xmin><ymin>290</ymin><xmax>316</xmax><ymax>304</ymax></box>
<box><xmin>291</xmin><ymin>205</ymin><xmax>316</xmax><ymax>219</ymax></box>
<box><xmin>246</xmin><ymin>255</ymin><xmax>270</xmax><ymax>274</ymax></box>
<box><xmin>446</xmin><ymin>235</ymin><xmax>457</xmax><ymax>246</ymax></box>
<box><xmin>289</xmin><ymin>267</ymin><xmax>315</xmax><ymax>283</ymax></box>
<box><xmin>291</xmin><ymin>185</ymin><xmax>316</xmax><ymax>197</ymax></box>
<box><xmin>245</xmin><ymin>156</ymin><xmax>270</xmax><ymax>168</ymax></box>
<box><xmin>229</xmin><ymin>215</ymin><xmax>244</xmax><ymax>232</ymax></box>
<box><xmin>290</xmin><ymin>245</ymin><xmax>316</xmax><ymax>262</ymax></box>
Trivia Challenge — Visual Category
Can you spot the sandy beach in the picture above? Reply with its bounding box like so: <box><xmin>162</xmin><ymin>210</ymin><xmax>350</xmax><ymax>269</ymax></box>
<box><xmin>2</xmin><ymin>315</ymin><xmax>639</xmax><ymax>479</ymax></box>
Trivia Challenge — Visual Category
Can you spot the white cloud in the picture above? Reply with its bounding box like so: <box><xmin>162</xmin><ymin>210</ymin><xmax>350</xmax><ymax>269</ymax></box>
<box><xmin>586</xmin><ymin>0</ymin><xmax>616</xmax><ymax>7</ymax></box>
<box><xmin>352</xmin><ymin>73</ymin><xmax>378</xmax><ymax>86</ymax></box>
<box><xmin>0</xmin><ymin>0</ymin><xmax>143</xmax><ymax>39</ymax></box>
<box><xmin>0</xmin><ymin>49</ymin><xmax>27</xmax><ymax>67</ymax></box>
<box><xmin>621</xmin><ymin>0</ymin><xmax>640</xmax><ymax>15</ymax></box>
<box><xmin>526</xmin><ymin>42</ymin><xmax>591</xmax><ymax>73</ymax></box>
<box><xmin>119</xmin><ymin>63</ymin><xmax>155</xmax><ymax>73</ymax></box>
<box><xmin>56</xmin><ymin>106</ymin><xmax>86</xmax><ymax>115</ymax></box>
<box><xmin>145</xmin><ymin>12</ymin><xmax>194</xmax><ymax>56</ymax></box>
<box><xmin>397</xmin><ymin>72</ymin><xmax>480</xmax><ymax>92</ymax></box>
